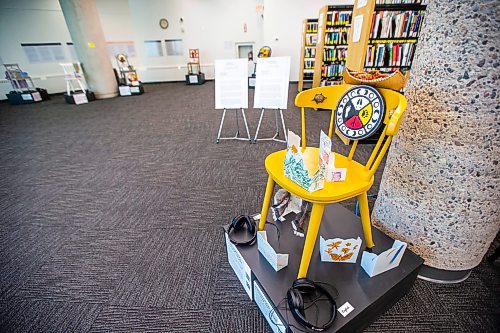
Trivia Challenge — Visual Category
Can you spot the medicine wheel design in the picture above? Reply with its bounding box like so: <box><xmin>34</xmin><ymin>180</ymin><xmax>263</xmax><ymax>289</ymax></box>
<box><xmin>335</xmin><ymin>85</ymin><xmax>385</xmax><ymax>140</ymax></box>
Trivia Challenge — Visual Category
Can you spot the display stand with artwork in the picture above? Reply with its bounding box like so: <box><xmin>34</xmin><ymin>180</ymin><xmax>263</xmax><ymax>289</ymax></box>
<box><xmin>3</xmin><ymin>63</ymin><xmax>49</xmax><ymax>105</ymax></box>
<box><xmin>115</xmin><ymin>53</ymin><xmax>144</xmax><ymax>96</ymax></box>
<box><xmin>60</xmin><ymin>63</ymin><xmax>95</xmax><ymax>104</ymax></box>
<box><xmin>185</xmin><ymin>49</ymin><xmax>205</xmax><ymax>85</ymax></box>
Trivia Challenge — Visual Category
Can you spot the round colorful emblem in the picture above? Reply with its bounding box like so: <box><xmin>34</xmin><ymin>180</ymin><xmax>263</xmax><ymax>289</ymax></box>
<box><xmin>335</xmin><ymin>85</ymin><xmax>385</xmax><ymax>140</ymax></box>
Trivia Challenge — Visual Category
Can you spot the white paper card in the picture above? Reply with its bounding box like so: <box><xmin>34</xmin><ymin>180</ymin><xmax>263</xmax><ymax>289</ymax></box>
<box><xmin>338</xmin><ymin>302</ymin><xmax>355</xmax><ymax>317</ymax></box>
<box><xmin>73</xmin><ymin>93</ymin><xmax>88</xmax><ymax>105</ymax></box>
<box><xmin>257</xmin><ymin>231</ymin><xmax>289</xmax><ymax>272</ymax></box>
<box><xmin>254</xmin><ymin>281</ymin><xmax>287</xmax><ymax>333</ymax></box>
<box><xmin>130</xmin><ymin>86</ymin><xmax>140</xmax><ymax>93</ymax></box>
<box><xmin>225</xmin><ymin>233</ymin><xmax>253</xmax><ymax>299</ymax></box>
<box><xmin>254</xmin><ymin>56</ymin><xmax>290</xmax><ymax>110</ymax></box>
<box><xmin>357</xmin><ymin>0</ymin><xmax>367</xmax><ymax>9</ymax></box>
<box><xmin>353</xmin><ymin>15</ymin><xmax>364</xmax><ymax>43</ymax></box>
<box><xmin>189</xmin><ymin>75</ymin><xmax>199</xmax><ymax>84</ymax></box>
<box><xmin>361</xmin><ymin>240</ymin><xmax>407</xmax><ymax>277</ymax></box>
<box><xmin>21</xmin><ymin>94</ymin><xmax>33</xmax><ymax>101</ymax></box>
<box><xmin>32</xmin><ymin>92</ymin><xmax>42</xmax><ymax>102</ymax></box>
<box><xmin>320</xmin><ymin>236</ymin><xmax>362</xmax><ymax>263</ymax></box>
<box><xmin>326</xmin><ymin>167</ymin><xmax>347</xmax><ymax>182</ymax></box>
<box><xmin>215</xmin><ymin>58</ymin><xmax>248</xmax><ymax>109</ymax></box>
<box><xmin>119</xmin><ymin>86</ymin><xmax>132</xmax><ymax>96</ymax></box>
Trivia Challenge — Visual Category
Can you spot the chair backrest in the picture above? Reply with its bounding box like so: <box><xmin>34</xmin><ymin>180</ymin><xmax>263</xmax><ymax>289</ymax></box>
<box><xmin>294</xmin><ymin>84</ymin><xmax>407</xmax><ymax>179</ymax></box>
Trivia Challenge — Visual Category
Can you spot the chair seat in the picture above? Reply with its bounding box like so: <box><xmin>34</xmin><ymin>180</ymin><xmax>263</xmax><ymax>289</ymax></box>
<box><xmin>265</xmin><ymin>147</ymin><xmax>374</xmax><ymax>204</ymax></box>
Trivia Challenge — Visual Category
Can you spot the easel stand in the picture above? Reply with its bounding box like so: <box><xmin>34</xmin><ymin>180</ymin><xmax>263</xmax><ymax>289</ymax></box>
<box><xmin>216</xmin><ymin>108</ymin><xmax>251</xmax><ymax>143</ymax></box>
<box><xmin>253</xmin><ymin>108</ymin><xmax>287</xmax><ymax>144</ymax></box>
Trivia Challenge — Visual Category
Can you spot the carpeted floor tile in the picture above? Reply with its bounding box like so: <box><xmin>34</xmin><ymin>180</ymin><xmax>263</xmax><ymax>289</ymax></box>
<box><xmin>110</xmin><ymin>227</ymin><xmax>223</xmax><ymax>309</ymax></box>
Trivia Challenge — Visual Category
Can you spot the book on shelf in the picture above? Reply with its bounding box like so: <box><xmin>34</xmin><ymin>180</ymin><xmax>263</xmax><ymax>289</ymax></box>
<box><xmin>324</xmin><ymin>27</ymin><xmax>349</xmax><ymax>45</ymax></box>
<box><xmin>376</xmin><ymin>0</ymin><xmax>428</xmax><ymax>4</ymax></box>
<box><xmin>306</xmin><ymin>22</ymin><xmax>318</xmax><ymax>32</ymax></box>
<box><xmin>304</xmin><ymin>60</ymin><xmax>315</xmax><ymax>70</ymax></box>
<box><xmin>326</xmin><ymin>11</ymin><xmax>352</xmax><ymax>26</ymax></box>
<box><xmin>321</xmin><ymin>62</ymin><xmax>346</xmax><ymax>78</ymax></box>
<box><xmin>365</xmin><ymin>42</ymin><xmax>415</xmax><ymax>68</ymax></box>
<box><xmin>305</xmin><ymin>34</ymin><xmax>318</xmax><ymax>46</ymax></box>
<box><xmin>323</xmin><ymin>47</ymin><xmax>348</xmax><ymax>62</ymax></box>
<box><xmin>370</xmin><ymin>10</ymin><xmax>425</xmax><ymax>39</ymax></box>
<box><xmin>304</xmin><ymin>47</ymin><xmax>316</xmax><ymax>58</ymax></box>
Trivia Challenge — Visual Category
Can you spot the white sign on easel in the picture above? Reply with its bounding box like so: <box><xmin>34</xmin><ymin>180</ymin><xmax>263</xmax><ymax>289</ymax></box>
<box><xmin>215</xmin><ymin>58</ymin><xmax>248</xmax><ymax>109</ymax></box>
<box><xmin>253</xmin><ymin>56</ymin><xmax>291</xmax><ymax>143</ymax></box>
<box><xmin>253</xmin><ymin>56</ymin><xmax>290</xmax><ymax>110</ymax></box>
<box><xmin>214</xmin><ymin>58</ymin><xmax>251</xmax><ymax>143</ymax></box>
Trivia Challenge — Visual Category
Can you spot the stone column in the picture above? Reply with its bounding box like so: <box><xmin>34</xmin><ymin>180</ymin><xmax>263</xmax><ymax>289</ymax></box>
<box><xmin>372</xmin><ymin>0</ymin><xmax>499</xmax><ymax>281</ymax></box>
<box><xmin>59</xmin><ymin>0</ymin><xmax>118</xmax><ymax>99</ymax></box>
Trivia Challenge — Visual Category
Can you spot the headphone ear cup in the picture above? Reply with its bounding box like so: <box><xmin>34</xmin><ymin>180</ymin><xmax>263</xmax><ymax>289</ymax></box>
<box><xmin>246</xmin><ymin>217</ymin><xmax>255</xmax><ymax>234</ymax></box>
<box><xmin>288</xmin><ymin>289</ymin><xmax>304</xmax><ymax>311</ymax></box>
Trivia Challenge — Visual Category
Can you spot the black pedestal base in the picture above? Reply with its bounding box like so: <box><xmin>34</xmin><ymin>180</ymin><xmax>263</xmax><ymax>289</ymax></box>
<box><xmin>64</xmin><ymin>91</ymin><xmax>95</xmax><ymax>104</ymax></box>
<box><xmin>6</xmin><ymin>89</ymin><xmax>49</xmax><ymax>105</ymax></box>
<box><xmin>119</xmin><ymin>84</ymin><xmax>144</xmax><ymax>96</ymax></box>
<box><xmin>225</xmin><ymin>204</ymin><xmax>424</xmax><ymax>333</ymax></box>
<box><xmin>185</xmin><ymin>73</ymin><xmax>205</xmax><ymax>85</ymax></box>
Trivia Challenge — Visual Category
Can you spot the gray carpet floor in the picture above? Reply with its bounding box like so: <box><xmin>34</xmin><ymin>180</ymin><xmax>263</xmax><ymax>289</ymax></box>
<box><xmin>0</xmin><ymin>82</ymin><xmax>498</xmax><ymax>333</ymax></box>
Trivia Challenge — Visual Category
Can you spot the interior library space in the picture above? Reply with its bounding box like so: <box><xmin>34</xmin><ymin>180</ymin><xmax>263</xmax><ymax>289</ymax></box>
<box><xmin>0</xmin><ymin>0</ymin><xmax>498</xmax><ymax>332</ymax></box>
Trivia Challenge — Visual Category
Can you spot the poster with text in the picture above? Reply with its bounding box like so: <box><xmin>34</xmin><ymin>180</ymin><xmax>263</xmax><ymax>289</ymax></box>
<box><xmin>254</xmin><ymin>56</ymin><xmax>291</xmax><ymax>110</ymax></box>
<box><xmin>215</xmin><ymin>58</ymin><xmax>248</xmax><ymax>109</ymax></box>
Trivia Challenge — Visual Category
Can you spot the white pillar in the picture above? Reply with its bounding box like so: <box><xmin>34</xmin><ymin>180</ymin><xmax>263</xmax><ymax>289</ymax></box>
<box><xmin>59</xmin><ymin>0</ymin><xmax>118</xmax><ymax>99</ymax></box>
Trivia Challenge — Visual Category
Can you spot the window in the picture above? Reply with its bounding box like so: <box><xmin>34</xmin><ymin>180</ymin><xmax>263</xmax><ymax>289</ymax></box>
<box><xmin>144</xmin><ymin>40</ymin><xmax>163</xmax><ymax>57</ymax></box>
<box><xmin>107</xmin><ymin>41</ymin><xmax>136</xmax><ymax>57</ymax></box>
<box><xmin>165</xmin><ymin>39</ymin><xmax>183</xmax><ymax>56</ymax></box>
<box><xmin>21</xmin><ymin>43</ymin><xmax>67</xmax><ymax>64</ymax></box>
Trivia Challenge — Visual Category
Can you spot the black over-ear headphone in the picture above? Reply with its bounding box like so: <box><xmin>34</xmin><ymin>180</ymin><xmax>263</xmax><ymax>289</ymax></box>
<box><xmin>286</xmin><ymin>278</ymin><xmax>337</xmax><ymax>331</ymax></box>
<box><xmin>226</xmin><ymin>215</ymin><xmax>257</xmax><ymax>246</ymax></box>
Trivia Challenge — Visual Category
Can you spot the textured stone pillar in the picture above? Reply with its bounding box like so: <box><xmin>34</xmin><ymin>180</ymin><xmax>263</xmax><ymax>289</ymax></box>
<box><xmin>372</xmin><ymin>0</ymin><xmax>500</xmax><ymax>274</ymax></box>
<box><xmin>59</xmin><ymin>0</ymin><xmax>118</xmax><ymax>99</ymax></box>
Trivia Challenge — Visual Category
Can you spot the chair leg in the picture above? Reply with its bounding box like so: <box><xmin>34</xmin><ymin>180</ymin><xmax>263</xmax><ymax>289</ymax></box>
<box><xmin>358</xmin><ymin>192</ymin><xmax>374</xmax><ymax>249</ymax></box>
<box><xmin>297</xmin><ymin>203</ymin><xmax>325</xmax><ymax>279</ymax></box>
<box><xmin>259</xmin><ymin>176</ymin><xmax>275</xmax><ymax>231</ymax></box>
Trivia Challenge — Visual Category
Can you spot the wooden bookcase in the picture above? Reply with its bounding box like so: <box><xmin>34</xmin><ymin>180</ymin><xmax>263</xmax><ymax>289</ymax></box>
<box><xmin>312</xmin><ymin>5</ymin><xmax>353</xmax><ymax>88</ymax></box>
<box><xmin>312</xmin><ymin>1</ymin><xmax>427</xmax><ymax>88</ymax></box>
<box><xmin>298</xmin><ymin>18</ymin><xmax>318</xmax><ymax>92</ymax></box>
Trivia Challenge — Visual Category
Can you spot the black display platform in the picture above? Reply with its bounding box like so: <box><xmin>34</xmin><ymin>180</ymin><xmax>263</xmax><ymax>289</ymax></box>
<box><xmin>185</xmin><ymin>73</ymin><xmax>205</xmax><ymax>85</ymax></box>
<box><xmin>6</xmin><ymin>88</ymin><xmax>49</xmax><ymax>105</ymax></box>
<box><xmin>226</xmin><ymin>203</ymin><xmax>423</xmax><ymax>333</ymax></box>
<box><xmin>64</xmin><ymin>91</ymin><xmax>96</xmax><ymax>104</ymax></box>
<box><xmin>119</xmin><ymin>84</ymin><xmax>144</xmax><ymax>96</ymax></box>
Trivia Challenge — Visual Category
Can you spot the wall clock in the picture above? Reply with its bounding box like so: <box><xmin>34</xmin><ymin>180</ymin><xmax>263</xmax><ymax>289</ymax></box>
<box><xmin>159</xmin><ymin>18</ymin><xmax>169</xmax><ymax>29</ymax></box>
<box><xmin>335</xmin><ymin>85</ymin><xmax>385</xmax><ymax>140</ymax></box>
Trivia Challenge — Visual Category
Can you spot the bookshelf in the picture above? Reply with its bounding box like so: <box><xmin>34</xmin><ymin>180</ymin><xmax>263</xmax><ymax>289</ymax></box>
<box><xmin>312</xmin><ymin>1</ymin><xmax>427</xmax><ymax>88</ymax></box>
<box><xmin>298</xmin><ymin>18</ymin><xmax>318</xmax><ymax>91</ymax></box>
<box><xmin>312</xmin><ymin>5</ymin><xmax>352</xmax><ymax>88</ymax></box>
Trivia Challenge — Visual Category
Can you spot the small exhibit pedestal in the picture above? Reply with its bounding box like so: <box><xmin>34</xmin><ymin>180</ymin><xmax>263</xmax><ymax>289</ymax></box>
<box><xmin>64</xmin><ymin>90</ymin><xmax>96</xmax><ymax>104</ymax></box>
<box><xmin>224</xmin><ymin>204</ymin><xmax>423</xmax><ymax>333</ymax></box>
<box><xmin>119</xmin><ymin>84</ymin><xmax>144</xmax><ymax>96</ymax></box>
<box><xmin>6</xmin><ymin>88</ymin><xmax>49</xmax><ymax>105</ymax></box>
<box><xmin>185</xmin><ymin>73</ymin><xmax>205</xmax><ymax>85</ymax></box>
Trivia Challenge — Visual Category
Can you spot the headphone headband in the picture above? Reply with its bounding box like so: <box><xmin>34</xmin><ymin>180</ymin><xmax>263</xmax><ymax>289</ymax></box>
<box><xmin>226</xmin><ymin>215</ymin><xmax>257</xmax><ymax>246</ymax></box>
<box><xmin>287</xmin><ymin>278</ymin><xmax>337</xmax><ymax>331</ymax></box>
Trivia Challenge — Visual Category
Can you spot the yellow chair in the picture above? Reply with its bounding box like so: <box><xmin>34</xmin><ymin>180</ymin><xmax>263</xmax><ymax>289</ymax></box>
<box><xmin>258</xmin><ymin>84</ymin><xmax>407</xmax><ymax>279</ymax></box>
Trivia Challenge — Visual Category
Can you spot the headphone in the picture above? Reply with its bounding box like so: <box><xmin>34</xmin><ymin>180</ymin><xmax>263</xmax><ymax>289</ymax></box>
<box><xmin>226</xmin><ymin>215</ymin><xmax>257</xmax><ymax>246</ymax></box>
<box><xmin>286</xmin><ymin>278</ymin><xmax>337</xmax><ymax>331</ymax></box>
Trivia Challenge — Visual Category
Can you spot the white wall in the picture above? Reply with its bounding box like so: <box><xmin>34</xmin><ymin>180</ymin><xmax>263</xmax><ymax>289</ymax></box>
<box><xmin>0</xmin><ymin>0</ymin><xmax>73</xmax><ymax>97</ymax></box>
<box><xmin>0</xmin><ymin>0</ymin><xmax>354</xmax><ymax>99</ymax></box>
<box><xmin>127</xmin><ymin>0</ymin><xmax>263</xmax><ymax>82</ymax></box>
<box><xmin>262</xmin><ymin>0</ymin><xmax>353</xmax><ymax>81</ymax></box>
